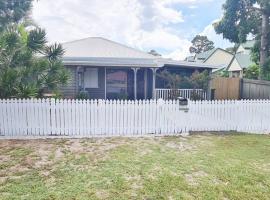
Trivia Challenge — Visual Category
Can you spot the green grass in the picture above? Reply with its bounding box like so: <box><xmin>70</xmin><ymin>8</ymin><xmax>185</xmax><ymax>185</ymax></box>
<box><xmin>0</xmin><ymin>134</ymin><xmax>270</xmax><ymax>199</ymax></box>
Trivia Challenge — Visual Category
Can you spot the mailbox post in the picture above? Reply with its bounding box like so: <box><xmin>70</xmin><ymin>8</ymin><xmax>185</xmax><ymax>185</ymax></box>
<box><xmin>178</xmin><ymin>97</ymin><xmax>189</xmax><ymax>112</ymax></box>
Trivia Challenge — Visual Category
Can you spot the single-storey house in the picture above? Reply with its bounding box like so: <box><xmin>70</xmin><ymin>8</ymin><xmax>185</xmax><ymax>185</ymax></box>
<box><xmin>61</xmin><ymin>37</ymin><xmax>217</xmax><ymax>100</ymax></box>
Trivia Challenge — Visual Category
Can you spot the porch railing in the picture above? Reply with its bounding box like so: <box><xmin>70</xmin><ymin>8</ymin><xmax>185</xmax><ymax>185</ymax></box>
<box><xmin>154</xmin><ymin>89</ymin><xmax>207</xmax><ymax>100</ymax></box>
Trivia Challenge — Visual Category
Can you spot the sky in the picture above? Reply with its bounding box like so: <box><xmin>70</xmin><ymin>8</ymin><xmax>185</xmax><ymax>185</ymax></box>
<box><xmin>32</xmin><ymin>0</ymin><xmax>232</xmax><ymax>60</ymax></box>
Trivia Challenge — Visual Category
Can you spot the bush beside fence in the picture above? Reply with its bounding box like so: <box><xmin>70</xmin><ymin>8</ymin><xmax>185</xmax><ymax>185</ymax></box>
<box><xmin>0</xmin><ymin>99</ymin><xmax>269</xmax><ymax>138</ymax></box>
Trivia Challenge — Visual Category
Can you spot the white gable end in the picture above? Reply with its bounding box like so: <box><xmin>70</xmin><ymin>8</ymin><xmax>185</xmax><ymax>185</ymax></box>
<box><xmin>204</xmin><ymin>49</ymin><xmax>233</xmax><ymax>68</ymax></box>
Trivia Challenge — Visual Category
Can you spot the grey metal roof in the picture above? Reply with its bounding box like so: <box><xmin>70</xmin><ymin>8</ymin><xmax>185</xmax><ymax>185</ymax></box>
<box><xmin>157</xmin><ymin>58</ymin><xmax>219</xmax><ymax>69</ymax></box>
<box><xmin>234</xmin><ymin>53</ymin><xmax>253</xmax><ymax>69</ymax></box>
<box><xmin>62</xmin><ymin>37</ymin><xmax>155</xmax><ymax>59</ymax></box>
<box><xmin>196</xmin><ymin>48</ymin><xmax>217</xmax><ymax>60</ymax></box>
<box><xmin>62</xmin><ymin>37</ymin><xmax>218</xmax><ymax>69</ymax></box>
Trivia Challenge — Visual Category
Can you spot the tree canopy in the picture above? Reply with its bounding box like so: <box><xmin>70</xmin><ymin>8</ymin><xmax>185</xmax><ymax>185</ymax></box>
<box><xmin>214</xmin><ymin>0</ymin><xmax>270</xmax><ymax>79</ymax></box>
<box><xmin>189</xmin><ymin>35</ymin><xmax>215</xmax><ymax>54</ymax></box>
<box><xmin>0</xmin><ymin>0</ymin><xmax>33</xmax><ymax>31</ymax></box>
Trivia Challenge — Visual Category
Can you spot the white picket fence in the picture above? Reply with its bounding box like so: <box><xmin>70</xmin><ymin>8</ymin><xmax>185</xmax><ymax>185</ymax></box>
<box><xmin>154</xmin><ymin>89</ymin><xmax>207</xmax><ymax>100</ymax></box>
<box><xmin>0</xmin><ymin>99</ymin><xmax>269</xmax><ymax>138</ymax></box>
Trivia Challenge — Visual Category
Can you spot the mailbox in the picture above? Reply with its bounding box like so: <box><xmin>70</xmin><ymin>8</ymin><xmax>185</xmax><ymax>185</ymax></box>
<box><xmin>178</xmin><ymin>97</ymin><xmax>189</xmax><ymax>112</ymax></box>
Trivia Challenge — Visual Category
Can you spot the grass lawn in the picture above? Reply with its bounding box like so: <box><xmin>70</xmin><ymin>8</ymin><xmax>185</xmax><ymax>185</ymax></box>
<box><xmin>0</xmin><ymin>134</ymin><xmax>270</xmax><ymax>200</ymax></box>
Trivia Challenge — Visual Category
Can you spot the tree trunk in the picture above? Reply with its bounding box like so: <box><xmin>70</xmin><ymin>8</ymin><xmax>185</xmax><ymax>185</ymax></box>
<box><xmin>259</xmin><ymin>12</ymin><xmax>270</xmax><ymax>79</ymax></box>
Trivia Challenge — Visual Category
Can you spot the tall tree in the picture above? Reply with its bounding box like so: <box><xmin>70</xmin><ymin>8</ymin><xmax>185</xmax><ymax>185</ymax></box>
<box><xmin>0</xmin><ymin>0</ymin><xmax>33</xmax><ymax>31</ymax></box>
<box><xmin>214</xmin><ymin>0</ymin><xmax>270</xmax><ymax>79</ymax></box>
<box><xmin>0</xmin><ymin>0</ymin><xmax>69</xmax><ymax>98</ymax></box>
<box><xmin>189</xmin><ymin>35</ymin><xmax>215</xmax><ymax>54</ymax></box>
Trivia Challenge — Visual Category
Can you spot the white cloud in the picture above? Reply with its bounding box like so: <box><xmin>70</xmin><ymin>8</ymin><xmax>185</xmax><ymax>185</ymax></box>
<box><xmin>200</xmin><ymin>19</ymin><xmax>232</xmax><ymax>49</ymax></box>
<box><xmin>32</xmin><ymin>0</ymin><xmax>218</xmax><ymax>61</ymax></box>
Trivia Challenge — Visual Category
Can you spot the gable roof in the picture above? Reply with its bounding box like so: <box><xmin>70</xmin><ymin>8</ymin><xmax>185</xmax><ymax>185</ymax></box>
<box><xmin>203</xmin><ymin>48</ymin><xmax>233</xmax><ymax>64</ymax></box>
<box><xmin>241</xmin><ymin>40</ymin><xmax>256</xmax><ymax>49</ymax></box>
<box><xmin>62</xmin><ymin>37</ymin><xmax>156</xmax><ymax>59</ymax></box>
<box><xmin>234</xmin><ymin>53</ymin><xmax>253</xmax><ymax>69</ymax></box>
<box><xmin>195</xmin><ymin>48</ymin><xmax>233</xmax><ymax>64</ymax></box>
<box><xmin>227</xmin><ymin>53</ymin><xmax>253</xmax><ymax>71</ymax></box>
<box><xmin>195</xmin><ymin>48</ymin><xmax>216</xmax><ymax>61</ymax></box>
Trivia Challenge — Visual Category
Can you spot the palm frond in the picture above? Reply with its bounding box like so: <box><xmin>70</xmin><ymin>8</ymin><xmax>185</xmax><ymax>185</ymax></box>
<box><xmin>44</xmin><ymin>43</ymin><xmax>65</xmax><ymax>61</ymax></box>
<box><xmin>27</xmin><ymin>28</ymin><xmax>46</xmax><ymax>52</ymax></box>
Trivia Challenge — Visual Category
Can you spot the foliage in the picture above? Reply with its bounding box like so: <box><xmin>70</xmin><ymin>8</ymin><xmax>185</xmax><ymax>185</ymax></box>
<box><xmin>251</xmin><ymin>40</ymin><xmax>261</xmax><ymax>64</ymax></box>
<box><xmin>218</xmin><ymin>69</ymin><xmax>230</xmax><ymax>78</ymax></box>
<box><xmin>0</xmin><ymin>26</ymin><xmax>69</xmax><ymax>98</ymax></box>
<box><xmin>244</xmin><ymin>64</ymin><xmax>260</xmax><ymax>79</ymax></box>
<box><xmin>189</xmin><ymin>35</ymin><xmax>215</xmax><ymax>54</ymax></box>
<box><xmin>189</xmin><ymin>70</ymin><xmax>211</xmax><ymax>91</ymax></box>
<box><xmin>0</xmin><ymin>1</ymin><xmax>69</xmax><ymax>98</ymax></box>
<box><xmin>214</xmin><ymin>0</ymin><xmax>261</xmax><ymax>43</ymax></box>
<box><xmin>117</xmin><ymin>91</ymin><xmax>128</xmax><ymax>100</ymax></box>
<box><xmin>261</xmin><ymin>58</ymin><xmax>270</xmax><ymax>80</ymax></box>
<box><xmin>214</xmin><ymin>0</ymin><xmax>270</xmax><ymax>78</ymax></box>
<box><xmin>158</xmin><ymin>70</ymin><xmax>210</xmax><ymax>92</ymax></box>
<box><xmin>157</xmin><ymin>70</ymin><xmax>182</xmax><ymax>89</ymax></box>
<box><xmin>76</xmin><ymin>91</ymin><xmax>89</xmax><ymax>100</ymax></box>
<box><xmin>0</xmin><ymin>0</ymin><xmax>33</xmax><ymax>32</ymax></box>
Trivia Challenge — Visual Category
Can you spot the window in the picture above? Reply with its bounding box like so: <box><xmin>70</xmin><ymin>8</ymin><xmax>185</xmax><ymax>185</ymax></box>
<box><xmin>84</xmin><ymin>68</ymin><xmax>98</xmax><ymax>88</ymax></box>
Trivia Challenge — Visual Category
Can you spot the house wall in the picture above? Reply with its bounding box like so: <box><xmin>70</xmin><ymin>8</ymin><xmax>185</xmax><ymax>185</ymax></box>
<box><xmin>237</xmin><ymin>45</ymin><xmax>251</xmax><ymax>55</ymax></box>
<box><xmin>84</xmin><ymin>67</ymin><xmax>106</xmax><ymax>99</ymax></box>
<box><xmin>228</xmin><ymin>58</ymin><xmax>242</xmax><ymax>72</ymax></box>
<box><xmin>204</xmin><ymin>49</ymin><xmax>233</xmax><ymax>68</ymax></box>
<box><xmin>60</xmin><ymin>66</ymin><xmax>78</xmax><ymax>98</ymax></box>
<box><xmin>61</xmin><ymin>66</ymin><xmax>106</xmax><ymax>99</ymax></box>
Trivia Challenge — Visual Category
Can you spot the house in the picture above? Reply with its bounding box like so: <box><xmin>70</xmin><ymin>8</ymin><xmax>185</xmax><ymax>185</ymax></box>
<box><xmin>227</xmin><ymin>53</ymin><xmax>254</xmax><ymax>78</ymax></box>
<box><xmin>194</xmin><ymin>48</ymin><xmax>234</xmax><ymax>69</ymax></box>
<box><xmin>185</xmin><ymin>41</ymin><xmax>256</xmax><ymax>78</ymax></box>
<box><xmin>227</xmin><ymin>41</ymin><xmax>256</xmax><ymax>78</ymax></box>
<box><xmin>61</xmin><ymin>37</ymin><xmax>217</xmax><ymax>100</ymax></box>
<box><xmin>236</xmin><ymin>40</ymin><xmax>256</xmax><ymax>55</ymax></box>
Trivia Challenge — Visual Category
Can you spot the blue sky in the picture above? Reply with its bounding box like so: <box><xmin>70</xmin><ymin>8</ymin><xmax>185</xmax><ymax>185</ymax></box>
<box><xmin>32</xmin><ymin>0</ymin><xmax>231</xmax><ymax>60</ymax></box>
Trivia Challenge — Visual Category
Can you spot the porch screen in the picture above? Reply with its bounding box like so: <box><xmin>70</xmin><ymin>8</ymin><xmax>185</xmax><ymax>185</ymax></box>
<box><xmin>106</xmin><ymin>69</ymin><xmax>128</xmax><ymax>99</ymax></box>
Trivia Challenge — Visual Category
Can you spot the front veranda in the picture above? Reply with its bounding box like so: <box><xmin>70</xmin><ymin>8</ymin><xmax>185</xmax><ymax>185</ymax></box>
<box><xmin>79</xmin><ymin>66</ymin><xmax>209</xmax><ymax>100</ymax></box>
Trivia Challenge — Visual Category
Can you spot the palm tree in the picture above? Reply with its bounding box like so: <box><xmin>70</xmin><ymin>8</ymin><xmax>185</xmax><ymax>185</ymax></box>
<box><xmin>0</xmin><ymin>25</ymin><xmax>69</xmax><ymax>98</ymax></box>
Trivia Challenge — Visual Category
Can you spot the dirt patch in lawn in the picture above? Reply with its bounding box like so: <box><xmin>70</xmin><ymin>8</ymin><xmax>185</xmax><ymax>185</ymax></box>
<box><xmin>185</xmin><ymin>171</ymin><xmax>208</xmax><ymax>186</ymax></box>
<box><xmin>0</xmin><ymin>138</ymin><xmax>128</xmax><ymax>178</ymax></box>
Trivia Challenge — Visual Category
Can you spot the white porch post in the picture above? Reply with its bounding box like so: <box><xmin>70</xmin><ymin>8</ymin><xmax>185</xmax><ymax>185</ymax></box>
<box><xmin>132</xmin><ymin>68</ymin><xmax>139</xmax><ymax>100</ymax></box>
<box><xmin>151</xmin><ymin>68</ymin><xmax>158</xmax><ymax>99</ymax></box>
<box><xmin>104</xmin><ymin>67</ymin><xmax>107</xmax><ymax>99</ymax></box>
<box><xmin>144</xmin><ymin>69</ymin><xmax>148</xmax><ymax>100</ymax></box>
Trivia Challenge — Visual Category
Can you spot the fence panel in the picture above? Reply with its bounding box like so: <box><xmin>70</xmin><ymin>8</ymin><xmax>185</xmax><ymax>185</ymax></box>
<box><xmin>0</xmin><ymin>98</ymin><xmax>269</xmax><ymax>138</ymax></box>
<box><xmin>155</xmin><ymin>89</ymin><xmax>207</xmax><ymax>100</ymax></box>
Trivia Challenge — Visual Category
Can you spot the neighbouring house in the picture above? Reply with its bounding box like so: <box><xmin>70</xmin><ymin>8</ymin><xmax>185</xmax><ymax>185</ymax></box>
<box><xmin>185</xmin><ymin>41</ymin><xmax>256</xmax><ymax>78</ymax></box>
<box><xmin>194</xmin><ymin>48</ymin><xmax>234</xmax><ymax>69</ymax></box>
<box><xmin>61</xmin><ymin>37</ymin><xmax>217</xmax><ymax>100</ymax></box>
<box><xmin>236</xmin><ymin>40</ymin><xmax>256</xmax><ymax>55</ymax></box>
<box><xmin>227</xmin><ymin>41</ymin><xmax>255</xmax><ymax>78</ymax></box>
<box><xmin>227</xmin><ymin>53</ymin><xmax>254</xmax><ymax>78</ymax></box>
